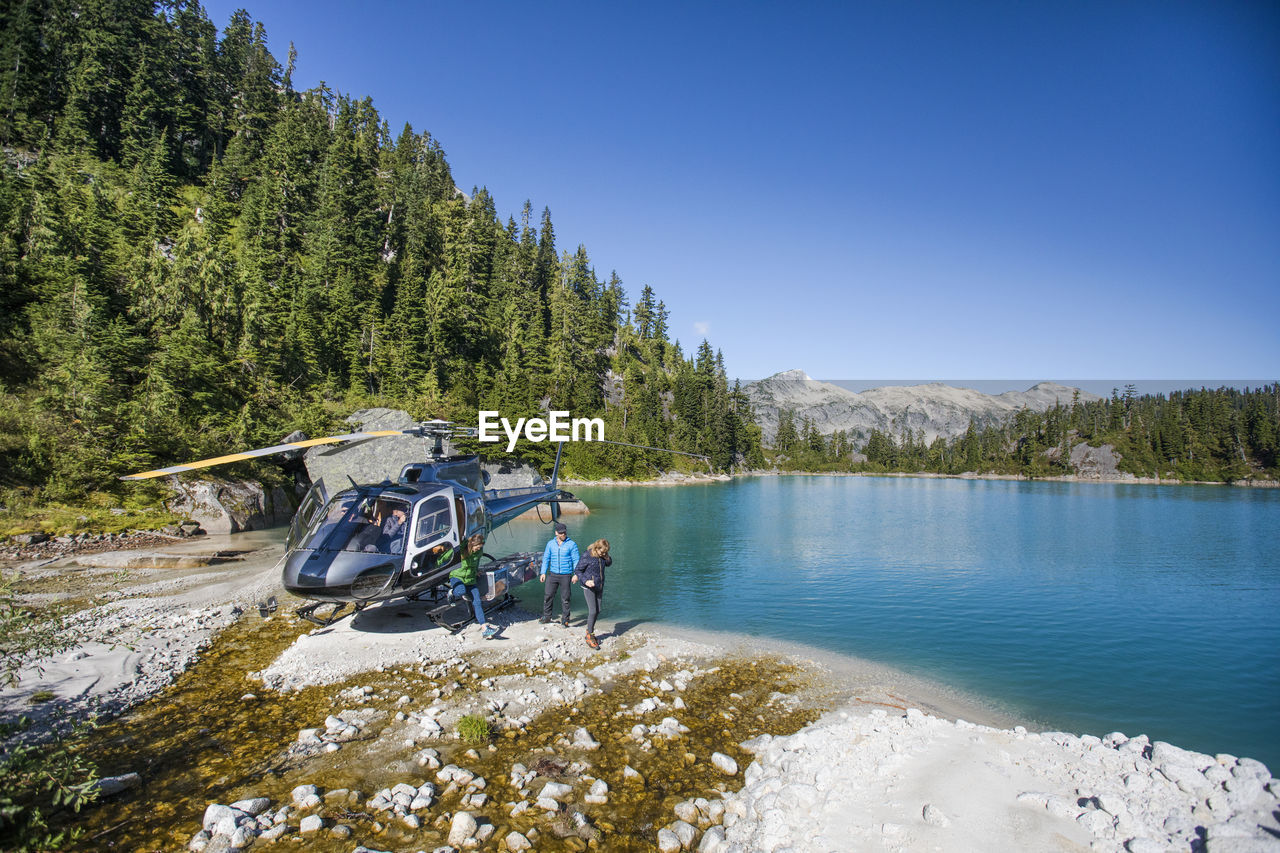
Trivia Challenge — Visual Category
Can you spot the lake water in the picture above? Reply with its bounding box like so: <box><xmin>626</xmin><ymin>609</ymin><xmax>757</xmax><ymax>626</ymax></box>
<box><xmin>485</xmin><ymin>475</ymin><xmax>1280</xmax><ymax>771</ymax></box>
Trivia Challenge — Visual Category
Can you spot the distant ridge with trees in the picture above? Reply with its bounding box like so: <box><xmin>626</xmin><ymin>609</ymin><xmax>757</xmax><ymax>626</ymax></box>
<box><xmin>766</xmin><ymin>383</ymin><xmax>1280</xmax><ymax>483</ymax></box>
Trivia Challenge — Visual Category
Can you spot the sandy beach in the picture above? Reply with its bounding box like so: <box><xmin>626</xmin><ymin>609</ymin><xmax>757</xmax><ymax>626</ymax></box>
<box><xmin>2</xmin><ymin>532</ymin><xmax>1278</xmax><ymax>852</ymax></box>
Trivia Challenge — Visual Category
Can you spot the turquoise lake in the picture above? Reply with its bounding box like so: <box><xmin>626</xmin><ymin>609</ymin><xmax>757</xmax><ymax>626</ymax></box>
<box><xmin>485</xmin><ymin>476</ymin><xmax>1280</xmax><ymax>771</ymax></box>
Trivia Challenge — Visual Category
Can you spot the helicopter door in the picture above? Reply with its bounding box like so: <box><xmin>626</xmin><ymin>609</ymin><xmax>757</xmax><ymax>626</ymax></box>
<box><xmin>406</xmin><ymin>494</ymin><xmax>457</xmax><ymax>574</ymax></box>
<box><xmin>286</xmin><ymin>478</ymin><xmax>329</xmax><ymax>551</ymax></box>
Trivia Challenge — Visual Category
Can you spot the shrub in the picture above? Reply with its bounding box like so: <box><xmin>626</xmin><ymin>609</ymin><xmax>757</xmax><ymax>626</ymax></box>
<box><xmin>456</xmin><ymin>714</ymin><xmax>491</xmax><ymax>744</ymax></box>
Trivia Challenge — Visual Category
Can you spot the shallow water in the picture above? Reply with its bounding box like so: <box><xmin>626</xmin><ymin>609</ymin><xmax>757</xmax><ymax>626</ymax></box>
<box><xmin>74</xmin><ymin>614</ymin><xmax>822</xmax><ymax>851</ymax></box>
<box><xmin>489</xmin><ymin>476</ymin><xmax>1280</xmax><ymax>770</ymax></box>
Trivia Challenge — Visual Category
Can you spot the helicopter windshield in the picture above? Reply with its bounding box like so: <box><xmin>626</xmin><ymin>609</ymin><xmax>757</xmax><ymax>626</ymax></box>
<box><xmin>302</xmin><ymin>494</ymin><xmax>412</xmax><ymax>554</ymax></box>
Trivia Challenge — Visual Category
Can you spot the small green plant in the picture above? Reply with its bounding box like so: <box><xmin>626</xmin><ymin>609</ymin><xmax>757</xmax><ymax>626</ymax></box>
<box><xmin>456</xmin><ymin>714</ymin><xmax>491</xmax><ymax>744</ymax></box>
<box><xmin>0</xmin><ymin>578</ymin><xmax>99</xmax><ymax>849</ymax></box>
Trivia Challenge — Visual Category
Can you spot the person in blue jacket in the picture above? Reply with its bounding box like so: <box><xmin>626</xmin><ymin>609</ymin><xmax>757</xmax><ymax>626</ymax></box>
<box><xmin>539</xmin><ymin>522</ymin><xmax>579</xmax><ymax>626</ymax></box>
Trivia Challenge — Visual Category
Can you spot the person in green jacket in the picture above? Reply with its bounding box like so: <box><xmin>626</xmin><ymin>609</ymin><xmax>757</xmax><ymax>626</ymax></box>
<box><xmin>450</xmin><ymin>533</ymin><xmax>499</xmax><ymax>639</ymax></box>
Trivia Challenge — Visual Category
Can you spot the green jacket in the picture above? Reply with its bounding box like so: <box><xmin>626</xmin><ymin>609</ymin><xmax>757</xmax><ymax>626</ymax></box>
<box><xmin>450</xmin><ymin>549</ymin><xmax>482</xmax><ymax>586</ymax></box>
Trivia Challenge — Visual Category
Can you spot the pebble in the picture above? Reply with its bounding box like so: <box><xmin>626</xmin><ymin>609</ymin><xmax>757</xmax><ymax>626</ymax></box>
<box><xmin>504</xmin><ymin>830</ymin><xmax>533</xmax><ymax>851</ymax></box>
<box><xmin>540</xmin><ymin>780</ymin><xmax>574</xmax><ymax>802</ymax></box>
<box><xmin>711</xmin><ymin>752</ymin><xmax>739</xmax><ymax>775</ymax></box>
<box><xmin>922</xmin><ymin>803</ymin><xmax>950</xmax><ymax>827</ymax></box>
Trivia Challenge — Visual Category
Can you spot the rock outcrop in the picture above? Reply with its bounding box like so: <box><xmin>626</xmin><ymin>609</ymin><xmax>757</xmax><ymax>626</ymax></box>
<box><xmin>165</xmin><ymin>477</ymin><xmax>297</xmax><ymax>535</ymax></box>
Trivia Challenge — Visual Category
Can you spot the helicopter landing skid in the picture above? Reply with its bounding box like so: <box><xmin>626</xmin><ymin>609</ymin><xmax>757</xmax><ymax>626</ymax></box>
<box><xmin>426</xmin><ymin>593</ymin><xmax>517</xmax><ymax>634</ymax></box>
<box><xmin>296</xmin><ymin>600</ymin><xmax>364</xmax><ymax>627</ymax></box>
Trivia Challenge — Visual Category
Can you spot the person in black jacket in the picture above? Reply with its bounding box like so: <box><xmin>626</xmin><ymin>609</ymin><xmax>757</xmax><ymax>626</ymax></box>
<box><xmin>574</xmin><ymin>538</ymin><xmax>611</xmax><ymax>649</ymax></box>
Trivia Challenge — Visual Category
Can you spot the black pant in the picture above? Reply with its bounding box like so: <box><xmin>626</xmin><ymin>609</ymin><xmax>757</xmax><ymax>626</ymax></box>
<box><xmin>582</xmin><ymin>584</ymin><xmax>602</xmax><ymax>633</ymax></box>
<box><xmin>542</xmin><ymin>573</ymin><xmax>573</xmax><ymax>622</ymax></box>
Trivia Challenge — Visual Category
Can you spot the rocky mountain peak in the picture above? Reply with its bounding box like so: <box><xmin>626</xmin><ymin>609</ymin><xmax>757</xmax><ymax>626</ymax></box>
<box><xmin>744</xmin><ymin>374</ymin><xmax>1101</xmax><ymax>445</ymax></box>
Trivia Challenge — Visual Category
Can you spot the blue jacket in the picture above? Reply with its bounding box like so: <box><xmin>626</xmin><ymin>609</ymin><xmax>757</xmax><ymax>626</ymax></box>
<box><xmin>542</xmin><ymin>537</ymin><xmax>580</xmax><ymax>575</ymax></box>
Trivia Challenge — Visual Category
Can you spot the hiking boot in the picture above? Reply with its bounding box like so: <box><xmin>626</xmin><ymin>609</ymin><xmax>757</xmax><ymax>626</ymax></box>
<box><xmin>482</xmin><ymin>624</ymin><xmax>500</xmax><ymax>640</ymax></box>
<box><xmin>560</xmin><ymin>618</ymin><xmax>569</xmax><ymax>628</ymax></box>
<box><xmin>538</xmin><ymin>616</ymin><xmax>551</xmax><ymax>624</ymax></box>
<box><xmin>585</xmin><ymin>631</ymin><xmax>600</xmax><ymax>649</ymax></box>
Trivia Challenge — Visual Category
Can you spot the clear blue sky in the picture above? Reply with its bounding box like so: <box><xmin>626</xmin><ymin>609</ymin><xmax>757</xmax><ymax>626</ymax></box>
<box><xmin>202</xmin><ymin>0</ymin><xmax>1279</xmax><ymax>385</ymax></box>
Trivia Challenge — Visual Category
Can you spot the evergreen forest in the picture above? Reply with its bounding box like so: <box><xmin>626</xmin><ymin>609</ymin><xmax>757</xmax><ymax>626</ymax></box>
<box><xmin>771</xmin><ymin>384</ymin><xmax>1280</xmax><ymax>483</ymax></box>
<box><xmin>0</xmin><ymin>0</ymin><xmax>764</xmax><ymax>516</ymax></box>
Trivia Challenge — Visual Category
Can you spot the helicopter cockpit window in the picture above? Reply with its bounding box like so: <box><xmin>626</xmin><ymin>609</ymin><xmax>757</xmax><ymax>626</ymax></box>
<box><xmin>414</xmin><ymin>496</ymin><xmax>453</xmax><ymax>548</ymax></box>
<box><xmin>301</xmin><ymin>494</ymin><xmax>412</xmax><ymax>554</ymax></box>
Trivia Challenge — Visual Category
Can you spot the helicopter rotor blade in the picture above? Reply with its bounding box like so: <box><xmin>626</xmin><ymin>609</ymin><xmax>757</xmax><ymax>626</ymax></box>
<box><xmin>119</xmin><ymin>430</ymin><xmax>412</xmax><ymax>480</ymax></box>
<box><xmin>316</xmin><ymin>436</ymin><xmax>381</xmax><ymax>456</ymax></box>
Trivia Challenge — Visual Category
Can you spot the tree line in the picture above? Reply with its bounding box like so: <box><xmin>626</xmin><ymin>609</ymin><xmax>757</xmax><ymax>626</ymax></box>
<box><xmin>0</xmin><ymin>0</ymin><xmax>762</xmax><ymax>507</ymax></box>
<box><xmin>770</xmin><ymin>385</ymin><xmax>1280</xmax><ymax>482</ymax></box>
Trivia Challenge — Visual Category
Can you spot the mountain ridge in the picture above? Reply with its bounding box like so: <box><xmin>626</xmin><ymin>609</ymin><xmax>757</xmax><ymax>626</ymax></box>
<box><xmin>745</xmin><ymin>372</ymin><xmax>1101</xmax><ymax>445</ymax></box>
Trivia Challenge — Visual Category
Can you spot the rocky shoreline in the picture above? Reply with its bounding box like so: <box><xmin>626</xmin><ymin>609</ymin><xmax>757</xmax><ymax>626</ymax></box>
<box><xmin>3</xmin><ymin>535</ymin><xmax>1279</xmax><ymax>852</ymax></box>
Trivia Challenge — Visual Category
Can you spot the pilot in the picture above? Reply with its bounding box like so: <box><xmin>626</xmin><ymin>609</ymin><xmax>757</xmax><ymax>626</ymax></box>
<box><xmin>377</xmin><ymin>505</ymin><xmax>409</xmax><ymax>554</ymax></box>
<box><xmin>353</xmin><ymin>502</ymin><xmax>386</xmax><ymax>552</ymax></box>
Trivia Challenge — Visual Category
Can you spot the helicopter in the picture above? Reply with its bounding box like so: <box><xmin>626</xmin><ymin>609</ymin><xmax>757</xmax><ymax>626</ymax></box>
<box><xmin>122</xmin><ymin>420</ymin><xmax>707</xmax><ymax>629</ymax></box>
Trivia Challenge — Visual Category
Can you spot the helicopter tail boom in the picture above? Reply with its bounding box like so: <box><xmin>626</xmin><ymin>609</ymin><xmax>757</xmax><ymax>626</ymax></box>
<box><xmin>484</xmin><ymin>485</ymin><xmax>576</xmax><ymax>528</ymax></box>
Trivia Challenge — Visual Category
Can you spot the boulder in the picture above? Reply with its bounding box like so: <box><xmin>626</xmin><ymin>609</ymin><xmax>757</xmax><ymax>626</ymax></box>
<box><xmin>166</xmin><ymin>477</ymin><xmax>296</xmax><ymax>535</ymax></box>
<box><xmin>1070</xmin><ymin>443</ymin><xmax>1133</xmax><ymax>480</ymax></box>
<box><xmin>303</xmin><ymin>409</ymin><xmax>438</xmax><ymax>487</ymax></box>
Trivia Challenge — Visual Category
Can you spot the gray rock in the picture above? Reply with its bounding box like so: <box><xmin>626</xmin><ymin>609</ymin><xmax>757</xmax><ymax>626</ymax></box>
<box><xmin>657</xmin><ymin>827</ymin><xmax>683</xmax><ymax>853</ymax></box>
<box><xmin>711</xmin><ymin>752</ymin><xmax>739</xmax><ymax>775</ymax></box>
<box><xmin>291</xmin><ymin>784</ymin><xmax>320</xmax><ymax>805</ymax></box>
<box><xmin>230</xmin><ymin>797</ymin><xmax>270</xmax><ymax>816</ymax></box>
<box><xmin>447</xmin><ymin>810</ymin><xmax>478</xmax><ymax>846</ymax></box>
<box><xmin>504</xmin><ymin>831</ymin><xmax>532</xmax><ymax>851</ymax></box>
<box><xmin>202</xmin><ymin>804</ymin><xmax>245</xmax><ymax>834</ymax></box>
<box><xmin>13</xmin><ymin>532</ymin><xmax>48</xmax><ymax>545</ymax></box>
<box><xmin>669</xmin><ymin>819</ymin><xmax>698</xmax><ymax>849</ymax></box>
<box><xmin>258</xmin><ymin>825</ymin><xmax>288</xmax><ymax>842</ymax></box>
<box><xmin>698</xmin><ymin>826</ymin><xmax>726</xmax><ymax>852</ymax></box>
<box><xmin>539</xmin><ymin>781</ymin><xmax>574</xmax><ymax>802</ymax></box>
<box><xmin>573</xmin><ymin>727</ymin><xmax>601</xmax><ymax>750</ymax></box>
<box><xmin>228</xmin><ymin>825</ymin><xmax>255</xmax><ymax>848</ymax></box>
<box><xmin>303</xmin><ymin>409</ymin><xmax>436</xmax><ymax>487</ymax></box>
<box><xmin>298</xmin><ymin>814</ymin><xmax>324</xmax><ymax>833</ymax></box>
<box><xmin>187</xmin><ymin>830</ymin><xmax>210</xmax><ymax>852</ymax></box>
<box><xmin>922</xmin><ymin>803</ymin><xmax>950</xmax><ymax>827</ymax></box>
<box><xmin>166</xmin><ymin>477</ymin><xmax>296</xmax><ymax>535</ymax></box>
<box><xmin>1077</xmin><ymin>808</ymin><xmax>1115</xmax><ymax>836</ymax></box>
<box><xmin>93</xmin><ymin>772</ymin><xmax>142</xmax><ymax>796</ymax></box>
<box><xmin>674</xmin><ymin>800</ymin><xmax>700</xmax><ymax>824</ymax></box>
